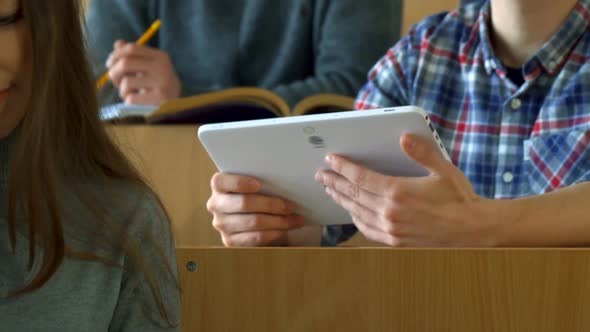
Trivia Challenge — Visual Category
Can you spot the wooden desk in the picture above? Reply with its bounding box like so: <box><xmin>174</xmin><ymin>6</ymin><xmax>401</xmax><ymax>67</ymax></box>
<box><xmin>108</xmin><ymin>125</ymin><xmax>383</xmax><ymax>247</ymax></box>
<box><xmin>177</xmin><ymin>248</ymin><xmax>590</xmax><ymax>332</ymax></box>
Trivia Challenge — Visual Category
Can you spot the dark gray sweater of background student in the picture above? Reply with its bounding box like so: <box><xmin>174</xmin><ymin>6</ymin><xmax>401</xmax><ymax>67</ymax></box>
<box><xmin>86</xmin><ymin>0</ymin><xmax>402</xmax><ymax>109</ymax></box>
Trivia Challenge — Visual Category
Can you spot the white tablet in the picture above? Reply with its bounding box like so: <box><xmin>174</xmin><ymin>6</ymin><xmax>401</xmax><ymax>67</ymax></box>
<box><xmin>198</xmin><ymin>106</ymin><xmax>449</xmax><ymax>225</ymax></box>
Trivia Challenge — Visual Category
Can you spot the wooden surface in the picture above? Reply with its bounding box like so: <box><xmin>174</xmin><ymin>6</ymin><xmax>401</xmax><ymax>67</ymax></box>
<box><xmin>109</xmin><ymin>125</ymin><xmax>384</xmax><ymax>247</ymax></box>
<box><xmin>403</xmin><ymin>0</ymin><xmax>460</xmax><ymax>33</ymax></box>
<box><xmin>178</xmin><ymin>248</ymin><xmax>590</xmax><ymax>332</ymax></box>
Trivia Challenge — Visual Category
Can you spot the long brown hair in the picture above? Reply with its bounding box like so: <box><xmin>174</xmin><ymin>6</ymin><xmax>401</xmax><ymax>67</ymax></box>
<box><xmin>6</xmin><ymin>0</ymin><xmax>178</xmax><ymax>326</ymax></box>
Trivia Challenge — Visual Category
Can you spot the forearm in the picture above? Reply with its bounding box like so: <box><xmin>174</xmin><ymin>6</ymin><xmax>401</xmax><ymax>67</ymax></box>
<box><xmin>493</xmin><ymin>182</ymin><xmax>590</xmax><ymax>246</ymax></box>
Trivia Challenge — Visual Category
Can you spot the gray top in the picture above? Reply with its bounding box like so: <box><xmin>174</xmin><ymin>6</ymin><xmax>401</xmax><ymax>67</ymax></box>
<box><xmin>86</xmin><ymin>0</ymin><xmax>402</xmax><ymax>108</ymax></box>
<box><xmin>0</xmin><ymin>130</ymin><xmax>181</xmax><ymax>332</ymax></box>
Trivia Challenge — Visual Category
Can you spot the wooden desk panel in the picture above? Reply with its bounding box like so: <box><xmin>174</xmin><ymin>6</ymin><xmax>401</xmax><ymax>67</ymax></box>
<box><xmin>177</xmin><ymin>248</ymin><xmax>590</xmax><ymax>332</ymax></box>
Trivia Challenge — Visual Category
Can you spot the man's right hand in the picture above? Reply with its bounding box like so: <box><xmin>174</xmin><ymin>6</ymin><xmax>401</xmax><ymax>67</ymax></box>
<box><xmin>207</xmin><ymin>172</ymin><xmax>306</xmax><ymax>246</ymax></box>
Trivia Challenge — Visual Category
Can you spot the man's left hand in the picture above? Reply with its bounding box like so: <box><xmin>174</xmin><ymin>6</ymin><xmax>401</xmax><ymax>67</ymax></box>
<box><xmin>315</xmin><ymin>133</ymin><xmax>505</xmax><ymax>247</ymax></box>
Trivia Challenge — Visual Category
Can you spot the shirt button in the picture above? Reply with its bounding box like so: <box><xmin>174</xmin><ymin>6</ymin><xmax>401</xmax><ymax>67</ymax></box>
<box><xmin>502</xmin><ymin>172</ymin><xmax>514</xmax><ymax>184</ymax></box>
<box><xmin>548</xmin><ymin>61</ymin><xmax>557</xmax><ymax>71</ymax></box>
<box><xmin>510</xmin><ymin>98</ymin><xmax>522</xmax><ymax>110</ymax></box>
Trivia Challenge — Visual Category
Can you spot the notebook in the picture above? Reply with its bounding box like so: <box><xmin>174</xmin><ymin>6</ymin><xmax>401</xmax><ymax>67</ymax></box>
<box><xmin>100</xmin><ymin>87</ymin><xmax>356</xmax><ymax>124</ymax></box>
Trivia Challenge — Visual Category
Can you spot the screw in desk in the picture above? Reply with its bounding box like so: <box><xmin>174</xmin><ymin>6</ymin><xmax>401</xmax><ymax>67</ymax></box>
<box><xmin>186</xmin><ymin>261</ymin><xmax>198</xmax><ymax>272</ymax></box>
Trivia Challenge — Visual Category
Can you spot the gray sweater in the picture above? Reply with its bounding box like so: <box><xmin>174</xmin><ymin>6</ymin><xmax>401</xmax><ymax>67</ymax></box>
<box><xmin>86</xmin><ymin>0</ymin><xmax>402</xmax><ymax>108</ymax></box>
<box><xmin>0</xmin><ymin>130</ymin><xmax>180</xmax><ymax>332</ymax></box>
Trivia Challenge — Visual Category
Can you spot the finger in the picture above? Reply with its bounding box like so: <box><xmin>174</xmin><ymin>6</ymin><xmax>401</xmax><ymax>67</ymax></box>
<box><xmin>119</xmin><ymin>75</ymin><xmax>154</xmax><ymax>100</ymax></box>
<box><xmin>319</xmin><ymin>157</ymin><xmax>446</xmax><ymax>215</ymax></box>
<box><xmin>208</xmin><ymin>193</ymin><xmax>295</xmax><ymax>215</ymax></box>
<box><xmin>324</xmin><ymin>186</ymin><xmax>381</xmax><ymax>227</ymax></box>
<box><xmin>105</xmin><ymin>40</ymin><xmax>128</xmax><ymax>67</ymax></box>
<box><xmin>400</xmin><ymin>133</ymin><xmax>453</xmax><ymax>176</ymax></box>
<box><xmin>318</xmin><ymin>159</ymin><xmax>442</xmax><ymax>209</ymax></box>
<box><xmin>315</xmin><ymin>170</ymin><xmax>386</xmax><ymax>210</ymax></box>
<box><xmin>107</xmin><ymin>43</ymin><xmax>161</xmax><ymax>68</ymax></box>
<box><xmin>221</xmin><ymin>230</ymin><xmax>288</xmax><ymax>247</ymax></box>
<box><xmin>351</xmin><ymin>215</ymin><xmax>402</xmax><ymax>247</ymax></box>
<box><xmin>210</xmin><ymin>172</ymin><xmax>260</xmax><ymax>194</ymax></box>
<box><xmin>108</xmin><ymin>56</ymin><xmax>152</xmax><ymax>87</ymax></box>
<box><xmin>324</xmin><ymin>154</ymin><xmax>395</xmax><ymax>196</ymax></box>
<box><xmin>325</xmin><ymin>185</ymin><xmax>409</xmax><ymax>237</ymax></box>
<box><xmin>212</xmin><ymin>213</ymin><xmax>304</xmax><ymax>234</ymax></box>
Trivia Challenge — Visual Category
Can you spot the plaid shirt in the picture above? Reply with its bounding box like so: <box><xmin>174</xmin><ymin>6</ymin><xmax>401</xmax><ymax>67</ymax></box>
<box><xmin>323</xmin><ymin>0</ymin><xmax>590</xmax><ymax>246</ymax></box>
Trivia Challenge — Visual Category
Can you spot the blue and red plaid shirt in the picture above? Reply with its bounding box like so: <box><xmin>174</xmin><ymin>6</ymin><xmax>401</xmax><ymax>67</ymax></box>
<box><xmin>323</xmin><ymin>0</ymin><xmax>590</xmax><ymax>246</ymax></box>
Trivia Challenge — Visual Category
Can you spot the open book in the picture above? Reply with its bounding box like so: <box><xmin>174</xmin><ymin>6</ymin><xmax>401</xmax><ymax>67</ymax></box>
<box><xmin>100</xmin><ymin>87</ymin><xmax>356</xmax><ymax>124</ymax></box>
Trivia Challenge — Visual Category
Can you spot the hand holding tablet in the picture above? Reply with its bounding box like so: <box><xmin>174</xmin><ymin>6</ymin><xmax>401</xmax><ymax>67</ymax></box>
<box><xmin>200</xmin><ymin>107</ymin><xmax>449</xmax><ymax>232</ymax></box>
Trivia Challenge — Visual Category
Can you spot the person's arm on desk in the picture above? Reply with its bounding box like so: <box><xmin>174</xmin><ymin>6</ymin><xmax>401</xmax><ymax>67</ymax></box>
<box><xmin>498</xmin><ymin>183</ymin><xmax>590</xmax><ymax>246</ymax></box>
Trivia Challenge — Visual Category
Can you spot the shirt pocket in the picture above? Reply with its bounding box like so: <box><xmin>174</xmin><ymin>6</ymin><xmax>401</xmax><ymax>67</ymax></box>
<box><xmin>523</xmin><ymin>129</ymin><xmax>590</xmax><ymax>194</ymax></box>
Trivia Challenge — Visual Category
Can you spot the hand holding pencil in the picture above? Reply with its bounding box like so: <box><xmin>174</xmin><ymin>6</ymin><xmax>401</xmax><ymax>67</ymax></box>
<box><xmin>98</xmin><ymin>19</ymin><xmax>182</xmax><ymax>105</ymax></box>
<box><xmin>96</xmin><ymin>19</ymin><xmax>161</xmax><ymax>90</ymax></box>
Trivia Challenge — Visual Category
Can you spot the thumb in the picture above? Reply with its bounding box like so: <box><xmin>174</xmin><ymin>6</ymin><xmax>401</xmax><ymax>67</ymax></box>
<box><xmin>401</xmin><ymin>133</ymin><xmax>451</xmax><ymax>176</ymax></box>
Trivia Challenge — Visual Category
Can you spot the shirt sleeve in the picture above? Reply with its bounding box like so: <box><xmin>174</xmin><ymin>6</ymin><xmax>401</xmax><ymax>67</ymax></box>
<box><xmin>85</xmin><ymin>0</ymin><xmax>157</xmax><ymax>106</ymax></box>
<box><xmin>353</xmin><ymin>19</ymin><xmax>433</xmax><ymax>110</ymax></box>
<box><xmin>108</xmin><ymin>192</ymin><xmax>181</xmax><ymax>332</ymax></box>
<box><xmin>272</xmin><ymin>0</ymin><xmax>403</xmax><ymax>109</ymax></box>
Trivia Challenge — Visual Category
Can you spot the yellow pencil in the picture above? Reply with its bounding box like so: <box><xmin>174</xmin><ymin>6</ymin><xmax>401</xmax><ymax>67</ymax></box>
<box><xmin>96</xmin><ymin>19</ymin><xmax>162</xmax><ymax>90</ymax></box>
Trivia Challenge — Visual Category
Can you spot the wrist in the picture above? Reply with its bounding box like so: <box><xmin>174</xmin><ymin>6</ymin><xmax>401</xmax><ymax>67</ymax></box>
<box><xmin>481</xmin><ymin>197</ymin><xmax>528</xmax><ymax>247</ymax></box>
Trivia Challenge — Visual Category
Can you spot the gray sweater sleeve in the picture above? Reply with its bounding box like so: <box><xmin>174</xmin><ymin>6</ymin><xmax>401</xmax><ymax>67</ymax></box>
<box><xmin>272</xmin><ymin>0</ymin><xmax>403</xmax><ymax>108</ymax></box>
<box><xmin>108</xmin><ymin>192</ymin><xmax>180</xmax><ymax>332</ymax></box>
